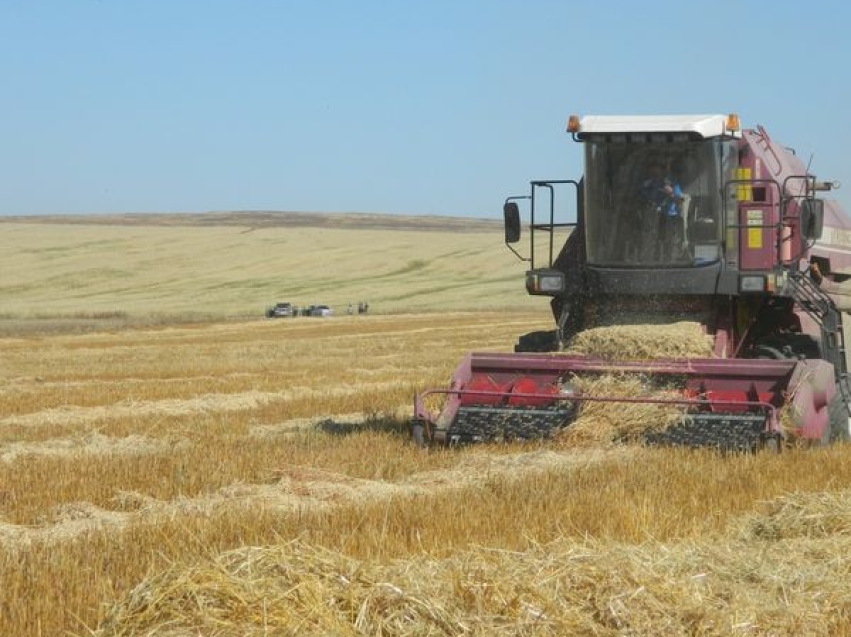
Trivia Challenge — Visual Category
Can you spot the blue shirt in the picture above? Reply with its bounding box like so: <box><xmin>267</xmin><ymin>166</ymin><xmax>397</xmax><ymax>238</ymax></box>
<box><xmin>642</xmin><ymin>176</ymin><xmax>682</xmax><ymax>218</ymax></box>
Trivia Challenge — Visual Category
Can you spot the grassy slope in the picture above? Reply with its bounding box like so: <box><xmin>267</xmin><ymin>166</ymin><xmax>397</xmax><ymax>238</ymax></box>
<box><xmin>0</xmin><ymin>212</ymin><xmax>547</xmax><ymax>319</ymax></box>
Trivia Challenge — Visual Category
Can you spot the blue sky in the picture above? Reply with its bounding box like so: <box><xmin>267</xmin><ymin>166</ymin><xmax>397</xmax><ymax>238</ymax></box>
<box><xmin>2</xmin><ymin>0</ymin><xmax>849</xmax><ymax>218</ymax></box>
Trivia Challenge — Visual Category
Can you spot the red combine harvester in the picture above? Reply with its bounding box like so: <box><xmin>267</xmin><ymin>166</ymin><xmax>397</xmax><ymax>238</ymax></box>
<box><xmin>414</xmin><ymin>114</ymin><xmax>851</xmax><ymax>450</ymax></box>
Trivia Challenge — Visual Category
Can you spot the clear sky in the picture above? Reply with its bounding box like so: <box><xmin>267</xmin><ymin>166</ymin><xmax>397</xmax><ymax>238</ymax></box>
<box><xmin>2</xmin><ymin>0</ymin><xmax>849</xmax><ymax>218</ymax></box>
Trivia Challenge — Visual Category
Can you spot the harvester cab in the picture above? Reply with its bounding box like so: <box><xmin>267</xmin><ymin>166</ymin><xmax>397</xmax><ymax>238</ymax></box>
<box><xmin>414</xmin><ymin>113</ymin><xmax>851</xmax><ymax>450</ymax></box>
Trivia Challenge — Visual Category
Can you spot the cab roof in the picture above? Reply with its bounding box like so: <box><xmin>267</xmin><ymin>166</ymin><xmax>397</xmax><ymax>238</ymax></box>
<box><xmin>577</xmin><ymin>114</ymin><xmax>736</xmax><ymax>140</ymax></box>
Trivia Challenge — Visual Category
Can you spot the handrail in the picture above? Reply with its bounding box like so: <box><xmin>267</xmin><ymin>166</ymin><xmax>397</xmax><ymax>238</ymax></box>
<box><xmin>528</xmin><ymin>179</ymin><xmax>580</xmax><ymax>268</ymax></box>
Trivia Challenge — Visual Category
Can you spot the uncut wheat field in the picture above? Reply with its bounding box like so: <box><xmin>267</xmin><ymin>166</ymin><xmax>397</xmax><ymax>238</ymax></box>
<box><xmin>3</xmin><ymin>212</ymin><xmax>851</xmax><ymax>636</ymax></box>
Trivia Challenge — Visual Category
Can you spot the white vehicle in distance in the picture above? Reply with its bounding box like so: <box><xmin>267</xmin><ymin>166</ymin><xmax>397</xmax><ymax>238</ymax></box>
<box><xmin>306</xmin><ymin>304</ymin><xmax>333</xmax><ymax>317</ymax></box>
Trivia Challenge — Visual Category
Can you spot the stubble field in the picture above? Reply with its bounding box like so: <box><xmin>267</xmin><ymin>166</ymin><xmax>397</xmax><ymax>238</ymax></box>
<box><xmin>3</xmin><ymin>213</ymin><xmax>851</xmax><ymax>636</ymax></box>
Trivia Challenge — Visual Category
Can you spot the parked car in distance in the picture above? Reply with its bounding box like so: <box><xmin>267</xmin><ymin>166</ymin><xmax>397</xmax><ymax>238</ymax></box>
<box><xmin>305</xmin><ymin>304</ymin><xmax>333</xmax><ymax>317</ymax></box>
<box><xmin>265</xmin><ymin>302</ymin><xmax>294</xmax><ymax>318</ymax></box>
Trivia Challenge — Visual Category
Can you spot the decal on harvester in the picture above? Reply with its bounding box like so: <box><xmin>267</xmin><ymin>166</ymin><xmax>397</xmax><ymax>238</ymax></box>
<box><xmin>736</xmin><ymin>167</ymin><xmax>753</xmax><ymax>201</ymax></box>
<box><xmin>747</xmin><ymin>209</ymin><xmax>763</xmax><ymax>249</ymax></box>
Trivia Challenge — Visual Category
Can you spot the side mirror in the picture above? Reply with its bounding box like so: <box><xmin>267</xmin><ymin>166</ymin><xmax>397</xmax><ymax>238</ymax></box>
<box><xmin>504</xmin><ymin>202</ymin><xmax>521</xmax><ymax>244</ymax></box>
<box><xmin>800</xmin><ymin>199</ymin><xmax>824</xmax><ymax>240</ymax></box>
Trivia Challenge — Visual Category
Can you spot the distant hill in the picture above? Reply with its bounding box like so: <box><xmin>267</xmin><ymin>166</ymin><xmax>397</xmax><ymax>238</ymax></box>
<box><xmin>0</xmin><ymin>211</ymin><xmax>544</xmax><ymax>323</ymax></box>
<box><xmin>0</xmin><ymin>210</ymin><xmax>503</xmax><ymax>233</ymax></box>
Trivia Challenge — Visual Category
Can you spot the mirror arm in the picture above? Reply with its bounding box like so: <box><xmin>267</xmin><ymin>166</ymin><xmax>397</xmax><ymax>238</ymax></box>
<box><xmin>506</xmin><ymin>242</ymin><xmax>530</xmax><ymax>262</ymax></box>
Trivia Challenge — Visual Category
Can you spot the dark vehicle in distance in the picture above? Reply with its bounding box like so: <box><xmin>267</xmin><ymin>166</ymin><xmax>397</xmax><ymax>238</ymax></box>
<box><xmin>265</xmin><ymin>302</ymin><xmax>294</xmax><ymax>318</ymax></box>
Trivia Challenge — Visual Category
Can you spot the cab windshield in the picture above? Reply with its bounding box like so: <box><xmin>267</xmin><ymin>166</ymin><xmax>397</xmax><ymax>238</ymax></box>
<box><xmin>583</xmin><ymin>138</ymin><xmax>735</xmax><ymax>267</ymax></box>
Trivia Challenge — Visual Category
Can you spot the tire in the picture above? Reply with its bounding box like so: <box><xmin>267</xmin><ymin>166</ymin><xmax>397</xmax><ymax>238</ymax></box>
<box><xmin>750</xmin><ymin>334</ymin><xmax>831</xmax><ymax>444</ymax></box>
<box><xmin>752</xmin><ymin>345</ymin><xmax>785</xmax><ymax>360</ymax></box>
<box><xmin>750</xmin><ymin>334</ymin><xmax>821</xmax><ymax>361</ymax></box>
<box><xmin>827</xmin><ymin>382</ymin><xmax>851</xmax><ymax>444</ymax></box>
<box><xmin>760</xmin><ymin>435</ymin><xmax>781</xmax><ymax>453</ymax></box>
<box><xmin>411</xmin><ymin>421</ymin><xmax>426</xmax><ymax>447</ymax></box>
<box><xmin>515</xmin><ymin>330</ymin><xmax>558</xmax><ymax>353</ymax></box>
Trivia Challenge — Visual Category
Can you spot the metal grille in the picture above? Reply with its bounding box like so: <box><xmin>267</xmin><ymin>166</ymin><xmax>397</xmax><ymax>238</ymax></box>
<box><xmin>447</xmin><ymin>405</ymin><xmax>576</xmax><ymax>445</ymax></box>
<box><xmin>445</xmin><ymin>404</ymin><xmax>768</xmax><ymax>451</ymax></box>
<box><xmin>642</xmin><ymin>413</ymin><xmax>768</xmax><ymax>451</ymax></box>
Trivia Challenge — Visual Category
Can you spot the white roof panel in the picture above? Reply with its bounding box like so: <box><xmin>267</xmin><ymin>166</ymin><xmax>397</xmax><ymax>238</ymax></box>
<box><xmin>578</xmin><ymin>114</ymin><xmax>732</xmax><ymax>139</ymax></box>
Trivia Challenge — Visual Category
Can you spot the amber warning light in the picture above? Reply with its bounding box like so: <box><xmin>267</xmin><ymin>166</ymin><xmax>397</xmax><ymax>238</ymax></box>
<box><xmin>726</xmin><ymin>113</ymin><xmax>740</xmax><ymax>132</ymax></box>
<box><xmin>567</xmin><ymin>115</ymin><xmax>581</xmax><ymax>133</ymax></box>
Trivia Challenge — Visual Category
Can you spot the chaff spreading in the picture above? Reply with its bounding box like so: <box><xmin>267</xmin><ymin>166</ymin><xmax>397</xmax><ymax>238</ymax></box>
<box><xmin>557</xmin><ymin>373</ymin><xmax>685</xmax><ymax>447</ymax></box>
<box><xmin>563</xmin><ymin>321</ymin><xmax>713</xmax><ymax>361</ymax></box>
<box><xmin>554</xmin><ymin>322</ymin><xmax>713</xmax><ymax>446</ymax></box>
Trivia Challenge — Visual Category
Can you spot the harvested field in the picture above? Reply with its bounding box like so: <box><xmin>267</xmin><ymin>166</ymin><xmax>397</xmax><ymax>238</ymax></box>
<box><xmin>3</xmin><ymin>216</ymin><xmax>851</xmax><ymax>636</ymax></box>
<box><xmin>3</xmin><ymin>313</ymin><xmax>851</xmax><ymax>636</ymax></box>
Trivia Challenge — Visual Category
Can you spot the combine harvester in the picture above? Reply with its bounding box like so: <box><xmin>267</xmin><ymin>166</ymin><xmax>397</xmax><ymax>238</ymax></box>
<box><xmin>414</xmin><ymin>113</ymin><xmax>851</xmax><ymax>450</ymax></box>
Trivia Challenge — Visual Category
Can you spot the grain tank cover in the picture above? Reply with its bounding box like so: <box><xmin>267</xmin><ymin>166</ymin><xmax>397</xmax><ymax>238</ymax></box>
<box><xmin>576</xmin><ymin>114</ymin><xmax>737</xmax><ymax>140</ymax></box>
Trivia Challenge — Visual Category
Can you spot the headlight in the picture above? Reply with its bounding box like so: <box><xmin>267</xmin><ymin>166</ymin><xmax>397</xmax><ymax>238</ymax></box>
<box><xmin>526</xmin><ymin>271</ymin><xmax>565</xmax><ymax>294</ymax></box>
<box><xmin>693</xmin><ymin>244</ymin><xmax>719</xmax><ymax>262</ymax></box>
<box><xmin>739</xmin><ymin>275</ymin><xmax>766</xmax><ymax>292</ymax></box>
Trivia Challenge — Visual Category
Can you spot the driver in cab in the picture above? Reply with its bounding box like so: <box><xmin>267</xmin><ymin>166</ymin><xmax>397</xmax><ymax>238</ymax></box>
<box><xmin>642</xmin><ymin>161</ymin><xmax>683</xmax><ymax>217</ymax></box>
<box><xmin>640</xmin><ymin>160</ymin><xmax>685</xmax><ymax>260</ymax></box>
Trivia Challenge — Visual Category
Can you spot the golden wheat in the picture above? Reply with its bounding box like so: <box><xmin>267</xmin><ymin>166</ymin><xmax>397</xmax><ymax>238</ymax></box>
<box><xmin>1</xmin><ymin>313</ymin><xmax>851</xmax><ymax>635</ymax></box>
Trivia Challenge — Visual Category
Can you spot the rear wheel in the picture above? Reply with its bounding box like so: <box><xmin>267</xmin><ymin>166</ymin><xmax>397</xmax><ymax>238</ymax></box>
<box><xmin>515</xmin><ymin>330</ymin><xmax>558</xmax><ymax>353</ymax></box>
<box><xmin>750</xmin><ymin>334</ymin><xmax>821</xmax><ymax>361</ymax></box>
<box><xmin>752</xmin><ymin>335</ymin><xmax>851</xmax><ymax>445</ymax></box>
<box><xmin>410</xmin><ymin>421</ymin><xmax>427</xmax><ymax>447</ymax></box>
<box><xmin>760</xmin><ymin>435</ymin><xmax>781</xmax><ymax>453</ymax></box>
<box><xmin>827</xmin><ymin>381</ymin><xmax>851</xmax><ymax>443</ymax></box>
<box><xmin>750</xmin><ymin>334</ymin><xmax>831</xmax><ymax>445</ymax></box>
